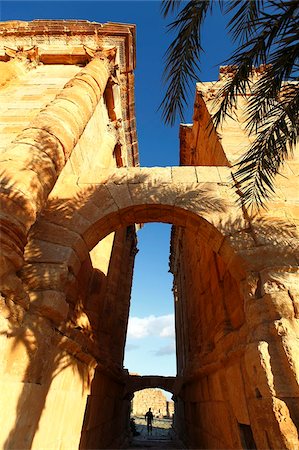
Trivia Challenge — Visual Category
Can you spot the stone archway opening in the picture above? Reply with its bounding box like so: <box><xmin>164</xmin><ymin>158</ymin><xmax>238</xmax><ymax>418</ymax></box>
<box><xmin>1</xmin><ymin>18</ymin><xmax>298</xmax><ymax>450</ymax></box>
<box><xmin>129</xmin><ymin>386</ymin><xmax>175</xmax><ymax>443</ymax></box>
<box><xmin>21</xmin><ymin>166</ymin><xmax>251</xmax><ymax>449</ymax></box>
<box><xmin>124</xmin><ymin>223</ymin><xmax>176</xmax><ymax>379</ymax></box>
<box><xmin>131</xmin><ymin>386</ymin><xmax>175</xmax><ymax>419</ymax></box>
<box><xmin>6</xmin><ymin>165</ymin><xmax>298</xmax><ymax>449</ymax></box>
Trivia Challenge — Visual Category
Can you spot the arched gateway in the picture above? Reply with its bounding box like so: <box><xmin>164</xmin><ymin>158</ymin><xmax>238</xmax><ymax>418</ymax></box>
<box><xmin>0</xmin><ymin>19</ymin><xmax>298</xmax><ymax>450</ymax></box>
<box><xmin>8</xmin><ymin>165</ymin><xmax>299</xmax><ymax>450</ymax></box>
<box><xmin>25</xmin><ymin>165</ymin><xmax>247</xmax><ymax>321</ymax></box>
<box><xmin>124</xmin><ymin>375</ymin><xmax>177</xmax><ymax>397</ymax></box>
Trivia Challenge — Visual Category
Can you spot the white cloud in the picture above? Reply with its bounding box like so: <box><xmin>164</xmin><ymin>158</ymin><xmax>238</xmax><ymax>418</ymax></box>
<box><xmin>125</xmin><ymin>343</ymin><xmax>139</xmax><ymax>351</ymax></box>
<box><xmin>127</xmin><ymin>314</ymin><xmax>175</xmax><ymax>340</ymax></box>
<box><xmin>154</xmin><ymin>342</ymin><xmax>176</xmax><ymax>356</ymax></box>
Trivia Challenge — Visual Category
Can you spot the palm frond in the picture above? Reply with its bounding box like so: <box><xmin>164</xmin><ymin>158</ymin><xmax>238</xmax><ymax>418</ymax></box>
<box><xmin>212</xmin><ymin>0</ymin><xmax>299</xmax><ymax>128</ymax></box>
<box><xmin>234</xmin><ymin>84</ymin><xmax>299</xmax><ymax>209</ymax></box>
<box><xmin>245</xmin><ymin>73</ymin><xmax>278</xmax><ymax>134</ymax></box>
<box><xmin>161</xmin><ymin>0</ymin><xmax>183</xmax><ymax>18</ymax></box>
<box><xmin>160</xmin><ymin>0</ymin><xmax>299</xmax><ymax>208</ymax></box>
<box><xmin>160</xmin><ymin>0</ymin><xmax>212</xmax><ymax>126</ymax></box>
<box><xmin>225</xmin><ymin>0</ymin><xmax>265</xmax><ymax>44</ymax></box>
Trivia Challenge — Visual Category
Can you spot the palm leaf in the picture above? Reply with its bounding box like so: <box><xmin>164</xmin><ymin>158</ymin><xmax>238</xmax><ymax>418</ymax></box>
<box><xmin>161</xmin><ymin>0</ymin><xmax>183</xmax><ymax>18</ymax></box>
<box><xmin>161</xmin><ymin>0</ymin><xmax>299</xmax><ymax>208</ymax></box>
<box><xmin>225</xmin><ymin>0</ymin><xmax>265</xmax><ymax>44</ymax></box>
<box><xmin>234</xmin><ymin>85</ymin><xmax>299</xmax><ymax>209</ymax></box>
<box><xmin>160</xmin><ymin>0</ymin><xmax>212</xmax><ymax>126</ymax></box>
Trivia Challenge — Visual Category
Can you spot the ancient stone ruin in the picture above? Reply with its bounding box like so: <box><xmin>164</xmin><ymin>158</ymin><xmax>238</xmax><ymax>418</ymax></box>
<box><xmin>0</xmin><ymin>20</ymin><xmax>298</xmax><ymax>449</ymax></box>
<box><xmin>131</xmin><ymin>388</ymin><xmax>174</xmax><ymax>418</ymax></box>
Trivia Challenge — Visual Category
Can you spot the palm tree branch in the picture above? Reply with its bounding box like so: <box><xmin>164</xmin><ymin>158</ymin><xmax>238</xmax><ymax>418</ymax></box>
<box><xmin>161</xmin><ymin>0</ymin><xmax>183</xmax><ymax>18</ymax></box>
<box><xmin>225</xmin><ymin>0</ymin><xmax>265</xmax><ymax>44</ymax></box>
<box><xmin>234</xmin><ymin>87</ymin><xmax>299</xmax><ymax>209</ymax></box>
<box><xmin>160</xmin><ymin>0</ymin><xmax>212</xmax><ymax>125</ymax></box>
<box><xmin>212</xmin><ymin>0</ymin><xmax>299</xmax><ymax>130</ymax></box>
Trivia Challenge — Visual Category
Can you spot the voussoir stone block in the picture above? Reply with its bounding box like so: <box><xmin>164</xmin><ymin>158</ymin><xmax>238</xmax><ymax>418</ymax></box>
<box><xmin>21</xmin><ymin>262</ymin><xmax>69</xmax><ymax>291</ymax></box>
<box><xmin>105</xmin><ymin>182</ymin><xmax>133</xmax><ymax>210</ymax></box>
<box><xmin>89</xmin><ymin>184</ymin><xmax>119</xmax><ymax>212</ymax></box>
<box><xmin>24</xmin><ymin>238</ymin><xmax>81</xmax><ymax>274</ymax></box>
<box><xmin>29</xmin><ymin>290</ymin><xmax>69</xmax><ymax>323</ymax></box>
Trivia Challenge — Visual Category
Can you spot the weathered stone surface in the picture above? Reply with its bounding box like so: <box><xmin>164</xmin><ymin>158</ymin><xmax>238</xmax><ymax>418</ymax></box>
<box><xmin>132</xmin><ymin>388</ymin><xmax>174</xmax><ymax>417</ymax></box>
<box><xmin>29</xmin><ymin>290</ymin><xmax>69</xmax><ymax>323</ymax></box>
<box><xmin>0</xmin><ymin>19</ymin><xmax>298</xmax><ymax>450</ymax></box>
<box><xmin>0</xmin><ymin>20</ymin><xmax>139</xmax><ymax>450</ymax></box>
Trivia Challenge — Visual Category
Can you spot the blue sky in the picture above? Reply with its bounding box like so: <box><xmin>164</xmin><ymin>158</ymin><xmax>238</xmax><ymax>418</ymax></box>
<box><xmin>1</xmin><ymin>1</ymin><xmax>232</xmax><ymax>378</ymax></box>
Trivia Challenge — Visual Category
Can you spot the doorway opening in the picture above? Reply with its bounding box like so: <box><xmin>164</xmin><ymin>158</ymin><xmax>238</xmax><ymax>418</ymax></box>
<box><xmin>130</xmin><ymin>388</ymin><xmax>174</xmax><ymax>442</ymax></box>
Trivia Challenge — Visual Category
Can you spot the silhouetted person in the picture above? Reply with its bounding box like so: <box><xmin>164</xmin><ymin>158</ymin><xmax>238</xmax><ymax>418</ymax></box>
<box><xmin>145</xmin><ymin>408</ymin><xmax>154</xmax><ymax>434</ymax></box>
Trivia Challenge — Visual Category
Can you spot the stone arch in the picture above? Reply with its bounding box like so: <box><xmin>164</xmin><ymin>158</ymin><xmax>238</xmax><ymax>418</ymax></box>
<box><xmin>23</xmin><ymin>165</ymin><xmax>251</xmax><ymax>320</ymax></box>
<box><xmin>124</xmin><ymin>375</ymin><xmax>177</xmax><ymax>397</ymax></box>
<box><xmin>18</xmin><ymin>166</ymin><xmax>299</xmax><ymax>448</ymax></box>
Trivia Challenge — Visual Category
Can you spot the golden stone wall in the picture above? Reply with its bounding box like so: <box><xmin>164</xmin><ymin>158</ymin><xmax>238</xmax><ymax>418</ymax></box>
<box><xmin>171</xmin><ymin>78</ymin><xmax>299</xmax><ymax>449</ymax></box>
<box><xmin>0</xmin><ymin>20</ymin><xmax>298</xmax><ymax>450</ymax></box>
<box><xmin>0</xmin><ymin>20</ymin><xmax>138</xmax><ymax>449</ymax></box>
<box><xmin>132</xmin><ymin>388</ymin><xmax>174</xmax><ymax>417</ymax></box>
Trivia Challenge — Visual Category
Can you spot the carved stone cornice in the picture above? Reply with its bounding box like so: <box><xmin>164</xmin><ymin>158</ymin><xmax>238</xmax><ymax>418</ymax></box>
<box><xmin>0</xmin><ymin>20</ymin><xmax>139</xmax><ymax>166</ymax></box>
<box><xmin>0</xmin><ymin>20</ymin><xmax>136</xmax><ymax>71</ymax></box>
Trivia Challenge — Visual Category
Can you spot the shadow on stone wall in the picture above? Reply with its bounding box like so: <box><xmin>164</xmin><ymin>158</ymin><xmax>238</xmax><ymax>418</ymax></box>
<box><xmin>0</xmin><ymin>178</ymin><xmax>104</xmax><ymax>448</ymax></box>
<box><xmin>1</xmin><ymin>285</ymin><xmax>97</xmax><ymax>449</ymax></box>
<box><xmin>1</xmin><ymin>168</ymin><xmax>298</xmax><ymax>448</ymax></box>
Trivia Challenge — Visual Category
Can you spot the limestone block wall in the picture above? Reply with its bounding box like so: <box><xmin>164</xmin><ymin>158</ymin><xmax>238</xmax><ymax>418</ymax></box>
<box><xmin>179</xmin><ymin>89</ymin><xmax>229</xmax><ymax>167</ymax></box>
<box><xmin>132</xmin><ymin>388</ymin><xmax>174</xmax><ymax>417</ymax></box>
<box><xmin>172</xmin><ymin>229</ymin><xmax>245</xmax><ymax>374</ymax></box>
<box><xmin>0</xmin><ymin>20</ymin><xmax>139</xmax><ymax>450</ymax></box>
<box><xmin>171</xmin><ymin>77</ymin><xmax>299</xmax><ymax>449</ymax></box>
<box><xmin>0</xmin><ymin>309</ymin><xmax>97</xmax><ymax>449</ymax></box>
<box><xmin>76</xmin><ymin>226</ymin><xmax>137</xmax><ymax>448</ymax></box>
<box><xmin>79</xmin><ymin>370</ymin><xmax>129</xmax><ymax>450</ymax></box>
<box><xmin>171</xmin><ymin>230</ymin><xmax>248</xmax><ymax>448</ymax></box>
<box><xmin>0</xmin><ymin>64</ymin><xmax>81</xmax><ymax>151</ymax></box>
<box><xmin>87</xmin><ymin>226</ymin><xmax>137</xmax><ymax>366</ymax></box>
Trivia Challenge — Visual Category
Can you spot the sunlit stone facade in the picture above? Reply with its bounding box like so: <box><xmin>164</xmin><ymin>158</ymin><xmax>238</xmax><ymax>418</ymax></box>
<box><xmin>0</xmin><ymin>20</ymin><xmax>298</xmax><ymax>450</ymax></box>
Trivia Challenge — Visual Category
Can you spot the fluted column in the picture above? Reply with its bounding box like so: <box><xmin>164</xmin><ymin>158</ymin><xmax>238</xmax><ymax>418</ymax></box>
<box><xmin>0</xmin><ymin>48</ymin><xmax>116</xmax><ymax>291</ymax></box>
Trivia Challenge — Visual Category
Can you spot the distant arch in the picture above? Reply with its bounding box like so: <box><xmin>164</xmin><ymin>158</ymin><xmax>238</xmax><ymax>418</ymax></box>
<box><xmin>124</xmin><ymin>375</ymin><xmax>178</xmax><ymax>397</ymax></box>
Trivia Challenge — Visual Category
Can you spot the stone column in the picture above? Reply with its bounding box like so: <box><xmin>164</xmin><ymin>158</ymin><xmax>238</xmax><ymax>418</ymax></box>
<box><xmin>0</xmin><ymin>48</ymin><xmax>116</xmax><ymax>301</ymax></box>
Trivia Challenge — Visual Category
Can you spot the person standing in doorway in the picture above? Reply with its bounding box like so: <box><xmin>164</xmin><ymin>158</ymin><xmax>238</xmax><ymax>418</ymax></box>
<box><xmin>145</xmin><ymin>407</ymin><xmax>154</xmax><ymax>434</ymax></box>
